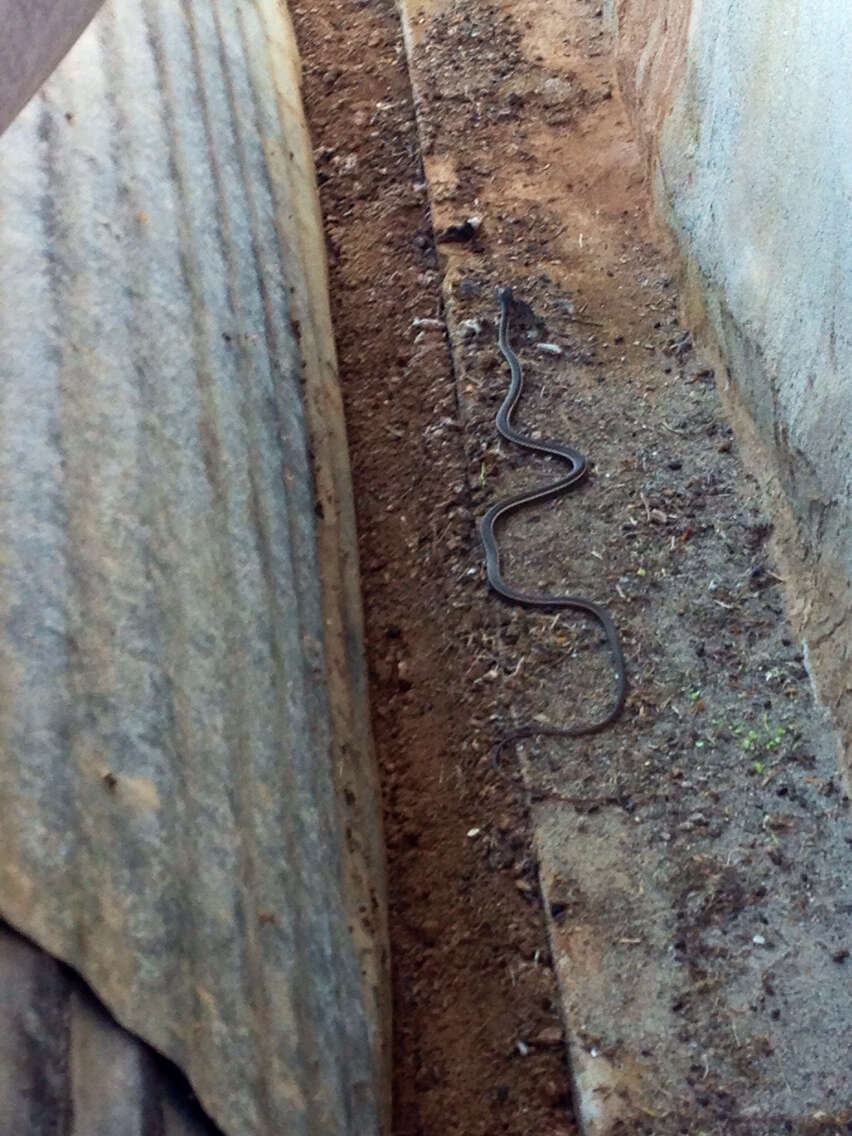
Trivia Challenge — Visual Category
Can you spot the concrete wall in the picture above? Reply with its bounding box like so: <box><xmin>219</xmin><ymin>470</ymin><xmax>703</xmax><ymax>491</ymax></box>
<box><xmin>607</xmin><ymin>0</ymin><xmax>852</xmax><ymax>759</ymax></box>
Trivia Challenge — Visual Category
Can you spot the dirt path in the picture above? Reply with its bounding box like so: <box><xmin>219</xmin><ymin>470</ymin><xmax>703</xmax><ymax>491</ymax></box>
<box><xmin>289</xmin><ymin>1</ymin><xmax>578</xmax><ymax>1133</ymax></box>
<box><xmin>290</xmin><ymin>0</ymin><xmax>852</xmax><ymax>1131</ymax></box>
<box><xmin>393</xmin><ymin>0</ymin><xmax>852</xmax><ymax>1130</ymax></box>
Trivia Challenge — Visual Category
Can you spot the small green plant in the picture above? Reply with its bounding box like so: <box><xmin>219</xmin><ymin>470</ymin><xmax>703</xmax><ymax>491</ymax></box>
<box><xmin>689</xmin><ymin>690</ymin><xmax>701</xmax><ymax>702</ymax></box>
<box><xmin>764</xmin><ymin>725</ymin><xmax>786</xmax><ymax>750</ymax></box>
<box><xmin>636</xmin><ymin>567</ymin><xmax>647</xmax><ymax>578</ymax></box>
<box><xmin>732</xmin><ymin>719</ymin><xmax>787</xmax><ymax>761</ymax></box>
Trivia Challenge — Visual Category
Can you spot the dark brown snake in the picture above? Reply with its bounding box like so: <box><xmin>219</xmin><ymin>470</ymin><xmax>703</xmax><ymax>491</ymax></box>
<box><xmin>481</xmin><ymin>287</ymin><xmax>627</xmax><ymax>763</ymax></box>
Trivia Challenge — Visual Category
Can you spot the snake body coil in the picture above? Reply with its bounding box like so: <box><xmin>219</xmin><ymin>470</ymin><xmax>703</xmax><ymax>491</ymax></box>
<box><xmin>480</xmin><ymin>287</ymin><xmax>626</xmax><ymax>746</ymax></box>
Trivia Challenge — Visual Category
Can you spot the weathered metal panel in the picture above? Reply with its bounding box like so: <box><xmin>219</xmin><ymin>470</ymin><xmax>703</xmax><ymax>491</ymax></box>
<box><xmin>0</xmin><ymin>920</ymin><xmax>218</xmax><ymax>1135</ymax></box>
<box><xmin>0</xmin><ymin>1</ymin><xmax>387</xmax><ymax>1134</ymax></box>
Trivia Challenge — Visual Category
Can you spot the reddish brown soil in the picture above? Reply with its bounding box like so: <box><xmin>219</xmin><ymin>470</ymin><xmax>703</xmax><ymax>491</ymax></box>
<box><xmin>289</xmin><ymin>1</ymin><xmax>577</xmax><ymax>1133</ymax></box>
<box><xmin>290</xmin><ymin>0</ymin><xmax>852</xmax><ymax>1127</ymax></box>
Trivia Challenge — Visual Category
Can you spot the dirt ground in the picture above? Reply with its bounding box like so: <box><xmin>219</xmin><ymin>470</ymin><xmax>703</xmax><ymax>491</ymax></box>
<box><xmin>289</xmin><ymin>1</ymin><xmax>577</xmax><ymax>1133</ymax></box>
<box><xmin>290</xmin><ymin>0</ymin><xmax>852</xmax><ymax>1131</ymax></box>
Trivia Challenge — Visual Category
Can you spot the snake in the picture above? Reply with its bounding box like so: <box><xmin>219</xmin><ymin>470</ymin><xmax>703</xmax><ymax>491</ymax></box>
<box><xmin>480</xmin><ymin>287</ymin><xmax>627</xmax><ymax>757</ymax></box>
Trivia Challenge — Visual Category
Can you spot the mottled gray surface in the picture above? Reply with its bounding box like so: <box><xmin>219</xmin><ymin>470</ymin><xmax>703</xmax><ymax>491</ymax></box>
<box><xmin>658</xmin><ymin>0</ymin><xmax>852</xmax><ymax>575</ymax></box>
<box><xmin>607</xmin><ymin>0</ymin><xmax>852</xmax><ymax>763</ymax></box>
<box><xmin>0</xmin><ymin>1</ymin><xmax>385</xmax><ymax>1134</ymax></box>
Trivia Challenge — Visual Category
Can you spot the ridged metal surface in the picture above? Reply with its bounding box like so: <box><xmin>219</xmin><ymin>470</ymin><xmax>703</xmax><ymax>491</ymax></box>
<box><xmin>0</xmin><ymin>920</ymin><xmax>219</xmax><ymax>1135</ymax></box>
<box><xmin>0</xmin><ymin>2</ymin><xmax>386</xmax><ymax>1134</ymax></box>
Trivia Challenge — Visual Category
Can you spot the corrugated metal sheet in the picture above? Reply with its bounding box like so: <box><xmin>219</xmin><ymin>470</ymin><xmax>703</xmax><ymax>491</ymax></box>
<box><xmin>0</xmin><ymin>2</ymin><xmax>387</xmax><ymax>1134</ymax></box>
<box><xmin>0</xmin><ymin>920</ymin><xmax>219</xmax><ymax>1135</ymax></box>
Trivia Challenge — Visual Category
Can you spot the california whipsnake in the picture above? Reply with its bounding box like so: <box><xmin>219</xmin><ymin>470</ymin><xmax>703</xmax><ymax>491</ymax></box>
<box><xmin>481</xmin><ymin>287</ymin><xmax>626</xmax><ymax>760</ymax></box>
